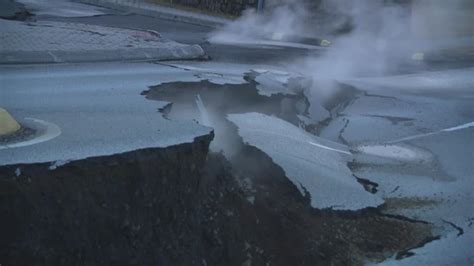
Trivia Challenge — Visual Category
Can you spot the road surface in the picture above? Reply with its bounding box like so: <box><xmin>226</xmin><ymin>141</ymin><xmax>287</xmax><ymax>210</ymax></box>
<box><xmin>1</xmin><ymin>1</ymin><xmax>473</xmax><ymax>265</ymax></box>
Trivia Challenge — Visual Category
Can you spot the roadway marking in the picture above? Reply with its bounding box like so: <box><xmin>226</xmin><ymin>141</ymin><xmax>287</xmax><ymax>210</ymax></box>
<box><xmin>308</xmin><ymin>141</ymin><xmax>351</xmax><ymax>155</ymax></box>
<box><xmin>389</xmin><ymin>121</ymin><xmax>474</xmax><ymax>144</ymax></box>
<box><xmin>442</xmin><ymin>121</ymin><xmax>474</xmax><ymax>132</ymax></box>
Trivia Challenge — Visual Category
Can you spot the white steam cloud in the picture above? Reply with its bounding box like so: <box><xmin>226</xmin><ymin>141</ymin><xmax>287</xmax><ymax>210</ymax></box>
<box><xmin>210</xmin><ymin>2</ymin><xmax>309</xmax><ymax>41</ymax></box>
<box><xmin>299</xmin><ymin>0</ymin><xmax>413</xmax><ymax>78</ymax></box>
<box><xmin>211</xmin><ymin>0</ymin><xmax>472</xmax><ymax>82</ymax></box>
<box><xmin>209</xmin><ymin>0</ymin><xmax>473</xmax><ymax>118</ymax></box>
<box><xmin>209</xmin><ymin>0</ymin><xmax>415</xmax><ymax>113</ymax></box>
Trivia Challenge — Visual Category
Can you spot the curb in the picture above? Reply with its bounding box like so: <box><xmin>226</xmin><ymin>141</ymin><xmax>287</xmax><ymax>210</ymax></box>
<box><xmin>0</xmin><ymin>108</ymin><xmax>21</xmax><ymax>136</ymax></box>
<box><xmin>74</xmin><ymin>0</ymin><xmax>231</xmax><ymax>27</ymax></box>
<box><xmin>0</xmin><ymin>45</ymin><xmax>206</xmax><ymax>64</ymax></box>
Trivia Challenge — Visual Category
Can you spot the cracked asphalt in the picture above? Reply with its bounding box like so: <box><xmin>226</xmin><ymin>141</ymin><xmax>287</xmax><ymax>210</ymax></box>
<box><xmin>1</xmin><ymin>0</ymin><xmax>473</xmax><ymax>265</ymax></box>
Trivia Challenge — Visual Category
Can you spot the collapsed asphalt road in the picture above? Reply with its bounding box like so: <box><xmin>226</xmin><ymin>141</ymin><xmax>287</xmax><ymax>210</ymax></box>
<box><xmin>1</xmin><ymin>1</ymin><xmax>473</xmax><ymax>265</ymax></box>
<box><xmin>1</xmin><ymin>61</ymin><xmax>436</xmax><ymax>266</ymax></box>
<box><xmin>142</xmin><ymin>63</ymin><xmax>473</xmax><ymax>266</ymax></box>
<box><xmin>1</xmin><ymin>57</ymin><xmax>473</xmax><ymax>265</ymax></box>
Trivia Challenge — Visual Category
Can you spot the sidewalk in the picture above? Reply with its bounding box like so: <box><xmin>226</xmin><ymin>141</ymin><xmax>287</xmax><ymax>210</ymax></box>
<box><xmin>0</xmin><ymin>19</ymin><xmax>206</xmax><ymax>64</ymax></box>
<box><xmin>75</xmin><ymin>0</ymin><xmax>231</xmax><ymax>27</ymax></box>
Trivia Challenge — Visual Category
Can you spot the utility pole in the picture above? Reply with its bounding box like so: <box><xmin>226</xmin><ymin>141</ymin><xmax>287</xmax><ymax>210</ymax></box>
<box><xmin>257</xmin><ymin>0</ymin><xmax>265</xmax><ymax>14</ymax></box>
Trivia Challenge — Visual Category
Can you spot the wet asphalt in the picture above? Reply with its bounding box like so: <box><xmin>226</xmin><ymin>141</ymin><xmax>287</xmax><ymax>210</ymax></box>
<box><xmin>2</xmin><ymin>2</ymin><xmax>474</xmax><ymax>264</ymax></box>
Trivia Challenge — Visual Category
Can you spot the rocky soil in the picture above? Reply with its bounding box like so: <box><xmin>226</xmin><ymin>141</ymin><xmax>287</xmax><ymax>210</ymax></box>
<box><xmin>0</xmin><ymin>132</ymin><xmax>432</xmax><ymax>266</ymax></box>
